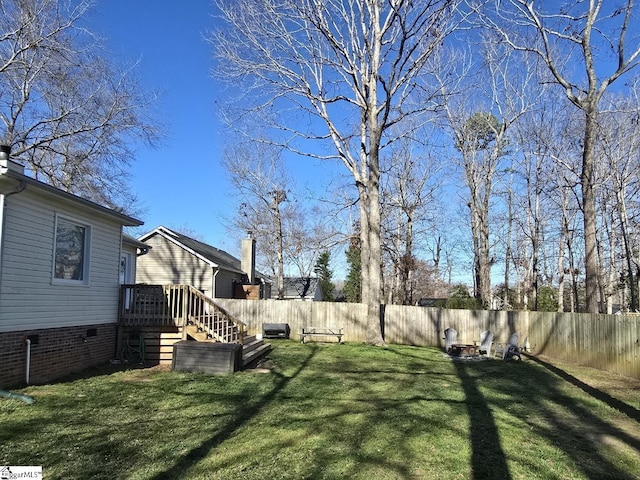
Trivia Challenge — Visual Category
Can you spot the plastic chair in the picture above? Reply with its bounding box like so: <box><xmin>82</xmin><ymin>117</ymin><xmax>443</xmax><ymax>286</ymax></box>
<box><xmin>475</xmin><ymin>330</ymin><xmax>494</xmax><ymax>356</ymax></box>
<box><xmin>495</xmin><ymin>332</ymin><xmax>521</xmax><ymax>361</ymax></box>
<box><xmin>443</xmin><ymin>328</ymin><xmax>457</xmax><ymax>353</ymax></box>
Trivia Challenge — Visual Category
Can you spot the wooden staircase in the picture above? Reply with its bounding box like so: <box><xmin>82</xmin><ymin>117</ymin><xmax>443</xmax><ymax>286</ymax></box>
<box><xmin>184</xmin><ymin>325</ymin><xmax>272</xmax><ymax>368</ymax></box>
<box><xmin>119</xmin><ymin>284</ymin><xmax>272</xmax><ymax>369</ymax></box>
<box><xmin>241</xmin><ymin>335</ymin><xmax>272</xmax><ymax>367</ymax></box>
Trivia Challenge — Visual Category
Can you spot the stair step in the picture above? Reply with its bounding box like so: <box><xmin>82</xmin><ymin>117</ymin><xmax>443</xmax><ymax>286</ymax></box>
<box><xmin>242</xmin><ymin>342</ymin><xmax>272</xmax><ymax>367</ymax></box>
<box><xmin>242</xmin><ymin>338</ymin><xmax>264</xmax><ymax>355</ymax></box>
<box><xmin>185</xmin><ymin>324</ymin><xmax>209</xmax><ymax>341</ymax></box>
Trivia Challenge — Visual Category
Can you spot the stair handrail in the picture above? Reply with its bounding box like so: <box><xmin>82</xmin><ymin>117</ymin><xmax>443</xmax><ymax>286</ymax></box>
<box><xmin>185</xmin><ymin>285</ymin><xmax>247</xmax><ymax>344</ymax></box>
<box><xmin>119</xmin><ymin>284</ymin><xmax>247</xmax><ymax>344</ymax></box>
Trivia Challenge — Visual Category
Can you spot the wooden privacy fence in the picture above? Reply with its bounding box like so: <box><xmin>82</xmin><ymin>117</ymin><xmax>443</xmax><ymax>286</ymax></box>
<box><xmin>215</xmin><ymin>299</ymin><xmax>640</xmax><ymax>379</ymax></box>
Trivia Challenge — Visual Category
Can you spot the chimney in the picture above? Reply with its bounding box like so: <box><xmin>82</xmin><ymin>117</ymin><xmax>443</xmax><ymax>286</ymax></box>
<box><xmin>241</xmin><ymin>231</ymin><xmax>256</xmax><ymax>284</ymax></box>
<box><xmin>0</xmin><ymin>145</ymin><xmax>10</xmax><ymax>160</ymax></box>
<box><xmin>0</xmin><ymin>145</ymin><xmax>25</xmax><ymax>175</ymax></box>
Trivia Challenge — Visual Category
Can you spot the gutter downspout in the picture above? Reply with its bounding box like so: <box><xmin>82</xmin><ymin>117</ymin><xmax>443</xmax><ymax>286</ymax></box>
<box><xmin>0</xmin><ymin>144</ymin><xmax>26</xmax><ymax>303</ymax></box>
<box><xmin>212</xmin><ymin>267</ymin><xmax>219</xmax><ymax>299</ymax></box>
<box><xmin>25</xmin><ymin>338</ymin><xmax>31</xmax><ymax>385</ymax></box>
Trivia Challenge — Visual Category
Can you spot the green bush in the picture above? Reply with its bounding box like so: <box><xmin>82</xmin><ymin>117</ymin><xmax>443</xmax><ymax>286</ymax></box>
<box><xmin>445</xmin><ymin>284</ymin><xmax>480</xmax><ymax>309</ymax></box>
<box><xmin>537</xmin><ymin>285</ymin><xmax>559</xmax><ymax>311</ymax></box>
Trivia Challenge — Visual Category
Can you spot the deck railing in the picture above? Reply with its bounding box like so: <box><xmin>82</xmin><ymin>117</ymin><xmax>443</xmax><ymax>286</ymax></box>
<box><xmin>119</xmin><ymin>284</ymin><xmax>246</xmax><ymax>344</ymax></box>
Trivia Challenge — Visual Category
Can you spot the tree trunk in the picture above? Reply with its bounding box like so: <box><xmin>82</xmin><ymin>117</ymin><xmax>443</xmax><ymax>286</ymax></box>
<box><xmin>582</xmin><ymin>110</ymin><xmax>600</xmax><ymax>313</ymax></box>
<box><xmin>403</xmin><ymin>212</ymin><xmax>414</xmax><ymax>305</ymax></box>
<box><xmin>531</xmin><ymin>193</ymin><xmax>540</xmax><ymax>311</ymax></box>
<box><xmin>557</xmin><ymin>192</ymin><xmax>570</xmax><ymax>313</ymax></box>
<box><xmin>366</xmin><ymin>133</ymin><xmax>385</xmax><ymax>345</ymax></box>
<box><xmin>504</xmin><ymin>170</ymin><xmax>514</xmax><ymax>310</ymax></box>
<box><xmin>567</xmin><ymin>236</ymin><xmax>579</xmax><ymax>313</ymax></box>
<box><xmin>358</xmin><ymin>180</ymin><xmax>371</xmax><ymax>306</ymax></box>
<box><xmin>617</xmin><ymin>189</ymin><xmax>639</xmax><ymax>311</ymax></box>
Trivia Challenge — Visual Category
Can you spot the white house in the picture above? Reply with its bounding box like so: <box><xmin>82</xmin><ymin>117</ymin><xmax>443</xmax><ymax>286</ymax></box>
<box><xmin>0</xmin><ymin>146</ymin><xmax>144</xmax><ymax>388</ymax></box>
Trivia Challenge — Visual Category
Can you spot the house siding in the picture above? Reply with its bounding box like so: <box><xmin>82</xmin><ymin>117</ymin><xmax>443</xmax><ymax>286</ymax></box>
<box><xmin>0</xmin><ymin>188</ymin><xmax>123</xmax><ymax>332</ymax></box>
<box><xmin>135</xmin><ymin>234</ymin><xmax>247</xmax><ymax>299</ymax></box>
<box><xmin>136</xmin><ymin>235</ymin><xmax>216</xmax><ymax>297</ymax></box>
<box><xmin>215</xmin><ymin>268</ymin><xmax>240</xmax><ymax>298</ymax></box>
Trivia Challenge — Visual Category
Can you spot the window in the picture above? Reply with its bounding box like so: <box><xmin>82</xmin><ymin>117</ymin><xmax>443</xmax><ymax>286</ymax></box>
<box><xmin>53</xmin><ymin>216</ymin><xmax>90</xmax><ymax>284</ymax></box>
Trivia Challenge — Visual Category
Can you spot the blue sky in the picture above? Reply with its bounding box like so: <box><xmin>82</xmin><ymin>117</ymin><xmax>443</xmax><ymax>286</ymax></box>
<box><xmin>89</xmin><ymin>0</ymin><xmax>342</xmax><ymax>260</ymax></box>
<box><xmin>85</xmin><ymin>0</ymin><xmax>453</xmax><ymax>281</ymax></box>
<box><xmin>86</xmin><ymin>2</ymin><xmax>640</xmax><ymax>291</ymax></box>
<box><xmin>89</xmin><ymin>1</ymin><xmax>232</xmax><ymax>243</ymax></box>
<box><xmin>85</xmin><ymin>1</ymin><xmax>492</xmax><ymax>286</ymax></box>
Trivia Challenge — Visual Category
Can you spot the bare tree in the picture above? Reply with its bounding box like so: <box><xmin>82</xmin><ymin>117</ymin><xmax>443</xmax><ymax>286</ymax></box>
<box><xmin>284</xmin><ymin>203</ymin><xmax>341</xmax><ymax>280</ymax></box>
<box><xmin>438</xmin><ymin>44</ymin><xmax>540</xmax><ymax>308</ymax></box>
<box><xmin>381</xmin><ymin>138</ymin><xmax>444</xmax><ymax>305</ymax></box>
<box><xmin>223</xmin><ymin>140</ymin><xmax>290</xmax><ymax>299</ymax></box>
<box><xmin>596</xmin><ymin>95</ymin><xmax>640</xmax><ymax>311</ymax></box>
<box><xmin>0</xmin><ymin>0</ymin><xmax>161</xmax><ymax>210</ymax></box>
<box><xmin>224</xmin><ymin>139</ymin><xmax>340</xmax><ymax>299</ymax></box>
<box><xmin>481</xmin><ymin>0</ymin><xmax>640</xmax><ymax>313</ymax></box>
<box><xmin>213</xmin><ymin>0</ymin><xmax>462</xmax><ymax>343</ymax></box>
<box><xmin>507</xmin><ymin>90</ymin><xmax>570</xmax><ymax>311</ymax></box>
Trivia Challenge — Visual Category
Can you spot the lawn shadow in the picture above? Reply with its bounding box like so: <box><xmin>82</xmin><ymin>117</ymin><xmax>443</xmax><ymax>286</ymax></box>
<box><xmin>526</xmin><ymin>354</ymin><xmax>640</xmax><ymax>423</ymax></box>
<box><xmin>450</xmin><ymin>352</ymin><xmax>640</xmax><ymax>480</ymax></box>
<box><xmin>483</xmin><ymin>355</ymin><xmax>640</xmax><ymax>479</ymax></box>
<box><xmin>149</xmin><ymin>345</ymin><xmax>319</xmax><ymax>480</ymax></box>
<box><xmin>525</xmin><ymin>361</ymin><xmax>640</xmax><ymax>479</ymax></box>
<box><xmin>452</xmin><ymin>360</ymin><xmax>512</xmax><ymax>480</ymax></box>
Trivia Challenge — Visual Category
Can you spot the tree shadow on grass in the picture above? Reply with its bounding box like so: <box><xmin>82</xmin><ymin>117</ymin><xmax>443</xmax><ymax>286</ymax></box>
<box><xmin>149</xmin><ymin>345</ymin><xmax>319</xmax><ymax>480</ymax></box>
<box><xmin>484</xmin><ymin>356</ymin><xmax>640</xmax><ymax>479</ymax></box>
<box><xmin>447</xmin><ymin>351</ymin><xmax>640</xmax><ymax>480</ymax></box>
<box><xmin>525</xmin><ymin>364</ymin><xmax>640</xmax><ymax>478</ymax></box>
<box><xmin>452</xmin><ymin>360</ymin><xmax>512</xmax><ymax>480</ymax></box>
<box><xmin>525</xmin><ymin>354</ymin><xmax>640</xmax><ymax>424</ymax></box>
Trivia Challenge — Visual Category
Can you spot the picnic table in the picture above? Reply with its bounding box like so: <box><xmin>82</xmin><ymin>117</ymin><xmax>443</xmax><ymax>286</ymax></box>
<box><xmin>301</xmin><ymin>326</ymin><xmax>344</xmax><ymax>344</ymax></box>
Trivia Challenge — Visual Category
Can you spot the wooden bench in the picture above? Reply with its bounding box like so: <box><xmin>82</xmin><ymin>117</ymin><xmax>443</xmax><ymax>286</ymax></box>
<box><xmin>301</xmin><ymin>326</ymin><xmax>344</xmax><ymax>344</ymax></box>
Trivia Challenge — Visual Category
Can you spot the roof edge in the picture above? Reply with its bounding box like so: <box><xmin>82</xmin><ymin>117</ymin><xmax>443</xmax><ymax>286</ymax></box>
<box><xmin>0</xmin><ymin>169</ymin><xmax>143</xmax><ymax>227</ymax></box>
<box><xmin>138</xmin><ymin>226</ymin><xmax>219</xmax><ymax>269</ymax></box>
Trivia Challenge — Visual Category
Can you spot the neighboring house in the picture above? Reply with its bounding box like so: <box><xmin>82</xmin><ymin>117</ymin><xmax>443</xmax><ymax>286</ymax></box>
<box><xmin>0</xmin><ymin>147</ymin><xmax>144</xmax><ymax>388</ymax></box>
<box><xmin>273</xmin><ymin>277</ymin><xmax>323</xmax><ymax>301</ymax></box>
<box><xmin>417</xmin><ymin>298</ymin><xmax>447</xmax><ymax>308</ymax></box>
<box><xmin>135</xmin><ymin>226</ymin><xmax>271</xmax><ymax>299</ymax></box>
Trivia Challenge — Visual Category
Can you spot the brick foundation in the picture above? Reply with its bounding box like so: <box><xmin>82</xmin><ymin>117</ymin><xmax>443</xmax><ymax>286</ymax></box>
<box><xmin>0</xmin><ymin>324</ymin><xmax>117</xmax><ymax>389</ymax></box>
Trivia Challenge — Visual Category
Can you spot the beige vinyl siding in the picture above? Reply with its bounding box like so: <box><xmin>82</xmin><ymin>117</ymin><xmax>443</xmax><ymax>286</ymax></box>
<box><xmin>135</xmin><ymin>234</ymin><xmax>248</xmax><ymax>299</ymax></box>
<box><xmin>214</xmin><ymin>268</ymin><xmax>240</xmax><ymax>299</ymax></box>
<box><xmin>0</xmin><ymin>188</ymin><xmax>123</xmax><ymax>332</ymax></box>
<box><xmin>136</xmin><ymin>235</ymin><xmax>215</xmax><ymax>297</ymax></box>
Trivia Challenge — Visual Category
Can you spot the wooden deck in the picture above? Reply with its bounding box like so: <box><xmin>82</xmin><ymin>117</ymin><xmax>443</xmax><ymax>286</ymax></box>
<box><xmin>118</xmin><ymin>285</ymin><xmax>269</xmax><ymax>368</ymax></box>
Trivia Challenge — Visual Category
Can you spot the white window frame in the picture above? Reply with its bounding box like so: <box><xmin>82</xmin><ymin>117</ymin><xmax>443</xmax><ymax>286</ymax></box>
<box><xmin>52</xmin><ymin>214</ymin><xmax>92</xmax><ymax>286</ymax></box>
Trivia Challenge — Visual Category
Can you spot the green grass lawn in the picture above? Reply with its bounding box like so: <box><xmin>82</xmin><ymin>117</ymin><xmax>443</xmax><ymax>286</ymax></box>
<box><xmin>1</xmin><ymin>341</ymin><xmax>639</xmax><ymax>479</ymax></box>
